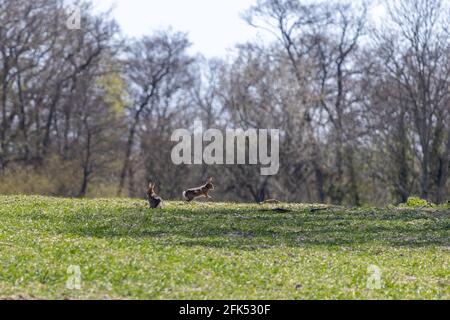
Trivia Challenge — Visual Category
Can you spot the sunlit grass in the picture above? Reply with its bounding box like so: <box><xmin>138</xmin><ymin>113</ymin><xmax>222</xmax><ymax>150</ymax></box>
<box><xmin>0</xmin><ymin>196</ymin><xmax>448</xmax><ymax>300</ymax></box>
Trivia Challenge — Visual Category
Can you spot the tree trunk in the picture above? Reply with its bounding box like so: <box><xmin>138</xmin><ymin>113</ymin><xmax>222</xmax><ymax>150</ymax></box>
<box><xmin>420</xmin><ymin>149</ymin><xmax>430</xmax><ymax>200</ymax></box>
<box><xmin>117</xmin><ymin>120</ymin><xmax>138</xmax><ymax>196</ymax></box>
<box><xmin>79</xmin><ymin>129</ymin><xmax>92</xmax><ymax>198</ymax></box>
<box><xmin>436</xmin><ymin>129</ymin><xmax>450</xmax><ymax>203</ymax></box>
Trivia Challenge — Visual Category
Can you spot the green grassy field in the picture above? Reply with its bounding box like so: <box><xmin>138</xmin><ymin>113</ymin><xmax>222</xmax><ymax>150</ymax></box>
<box><xmin>0</xmin><ymin>196</ymin><xmax>448</xmax><ymax>300</ymax></box>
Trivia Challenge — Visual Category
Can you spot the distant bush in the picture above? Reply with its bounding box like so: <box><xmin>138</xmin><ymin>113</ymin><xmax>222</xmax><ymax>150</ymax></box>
<box><xmin>0</xmin><ymin>166</ymin><xmax>56</xmax><ymax>196</ymax></box>
<box><xmin>404</xmin><ymin>197</ymin><xmax>433</xmax><ymax>208</ymax></box>
<box><xmin>0</xmin><ymin>156</ymin><xmax>118</xmax><ymax>198</ymax></box>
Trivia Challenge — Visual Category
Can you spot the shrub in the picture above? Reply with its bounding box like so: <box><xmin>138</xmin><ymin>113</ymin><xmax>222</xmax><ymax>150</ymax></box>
<box><xmin>405</xmin><ymin>197</ymin><xmax>432</xmax><ymax>208</ymax></box>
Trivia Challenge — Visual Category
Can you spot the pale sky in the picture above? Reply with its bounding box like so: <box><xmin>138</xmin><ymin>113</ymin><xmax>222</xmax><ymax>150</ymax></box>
<box><xmin>91</xmin><ymin>0</ymin><xmax>385</xmax><ymax>58</ymax></box>
<box><xmin>91</xmin><ymin>0</ymin><xmax>261</xmax><ymax>58</ymax></box>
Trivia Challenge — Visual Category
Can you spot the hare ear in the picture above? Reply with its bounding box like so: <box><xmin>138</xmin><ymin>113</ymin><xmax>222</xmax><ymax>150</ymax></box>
<box><xmin>148</xmin><ymin>182</ymin><xmax>153</xmax><ymax>189</ymax></box>
<box><xmin>208</xmin><ymin>177</ymin><xmax>213</xmax><ymax>182</ymax></box>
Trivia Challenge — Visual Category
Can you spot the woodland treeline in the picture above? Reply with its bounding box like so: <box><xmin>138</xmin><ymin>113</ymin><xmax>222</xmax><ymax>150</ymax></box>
<box><xmin>0</xmin><ymin>0</ymin><xmax>449</xmax><ymax>205</ymax></box>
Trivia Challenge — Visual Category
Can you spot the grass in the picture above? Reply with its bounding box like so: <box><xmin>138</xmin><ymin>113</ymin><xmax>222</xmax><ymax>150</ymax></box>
<box><xmin>0</xmin><ymin>195</ymin><xmax>448</xmax><ymax>300</ymax></box>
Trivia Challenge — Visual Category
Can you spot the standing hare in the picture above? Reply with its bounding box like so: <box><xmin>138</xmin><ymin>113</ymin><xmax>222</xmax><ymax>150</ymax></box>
<box><xmin>147</xmin><ymin>182</ymin><xmax>163</xmax><ymax>209</ymax></box>
<box><xmin>183</xmin><ymin>177</ymin><xmax>215</xmax><ymax>202</ymax></box>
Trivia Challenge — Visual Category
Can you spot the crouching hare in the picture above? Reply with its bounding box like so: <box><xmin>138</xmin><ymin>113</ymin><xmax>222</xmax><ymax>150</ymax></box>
<box><xmin>147</xmin><ymin>182</ymin><xmax>164</xmax><ymax>209</ymax></box>
<box><xmin>183</xmin><ymin>177</ymin><xmax>215</xmax><ymax>202</ymax></box>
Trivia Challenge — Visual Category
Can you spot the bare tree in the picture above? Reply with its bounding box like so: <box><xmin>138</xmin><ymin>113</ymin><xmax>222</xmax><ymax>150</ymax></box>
<box><xmin>372</xmin><ymin>0</ymin><xmax>450</xmax><ymax>202</ymax></box>
<box><xmin>117</xmin><ymin>31</ymin><xmax>194</xmax><ymax>196</ymax></box>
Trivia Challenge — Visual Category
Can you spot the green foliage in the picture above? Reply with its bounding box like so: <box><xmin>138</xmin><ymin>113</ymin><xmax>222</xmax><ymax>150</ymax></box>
<box><xmin>405</xmin><ymin>197</ymin><xmax>433</xmax><ymax>208</ymax></box>
<box><xmin>96</xmin><ymin>71</ymin><xmax>128</xmax><ymax>114</ymax></box>
<box><xmin>0</xmin><ymin>196</ymin><xmax>448</xmax><ymax>300</ymax></box>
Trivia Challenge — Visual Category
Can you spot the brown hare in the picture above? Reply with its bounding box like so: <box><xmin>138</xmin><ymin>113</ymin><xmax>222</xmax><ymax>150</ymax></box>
<box><xmin>147</xmin><ymin>182</ymin><xmax>164</xmax><ymax>209</ymax></box>
<box><xmin>183</xmin><ymin>177</ymin><xmax>215</xmax><ymax>202</ymax></box>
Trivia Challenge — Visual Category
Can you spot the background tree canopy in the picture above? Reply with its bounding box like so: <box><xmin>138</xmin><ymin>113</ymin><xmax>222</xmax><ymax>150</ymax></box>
<box><xmin>0</xmin><ymin>0</ymin><xmax>449</xmax><ymax>205</ymax></box>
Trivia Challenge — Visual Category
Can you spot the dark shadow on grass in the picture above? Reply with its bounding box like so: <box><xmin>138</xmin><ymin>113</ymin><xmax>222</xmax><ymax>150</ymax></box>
<box><xmin>49</xmin><ymin>205</ymin><xmax>450</xmax><ymax>250</ymax></box>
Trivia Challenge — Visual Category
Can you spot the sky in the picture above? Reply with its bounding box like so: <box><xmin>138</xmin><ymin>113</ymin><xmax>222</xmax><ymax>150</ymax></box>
<box><xmin>91</xmin><ymin>0</ymin><xmax>262</xmax><ymax>58</ymax></box>
<box><xmin>91</xmin><ymin>0</ymin><xmax>386</xmax><ymax>58</ymax></box>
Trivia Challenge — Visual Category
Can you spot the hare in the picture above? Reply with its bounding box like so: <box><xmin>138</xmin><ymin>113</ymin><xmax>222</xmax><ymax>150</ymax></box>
<box><xmin>183</xmin><ymin>177</ymin><xmax>215</xmax><ymax>202</ymax></box>
<box><xmin>147</xmin><ymin>182</ymin><xmax>163</xmax><ymax>209</ymax></box>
